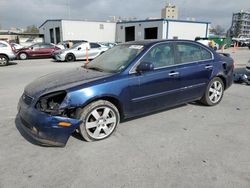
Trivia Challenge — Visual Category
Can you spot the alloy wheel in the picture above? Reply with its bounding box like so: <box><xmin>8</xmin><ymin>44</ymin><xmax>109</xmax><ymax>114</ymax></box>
<box><xmin>85</xmin><ymin>106</ymin><xmax>117</xmax><ymax>139</ymax></box>
<box><xmin>208</xmin><ymin>81</ymin><xmax>223</xmax><ymax>103</ymax></box>
<box><xmin>0</xmin><ymin>57</ymin><xmax>7</xmax><ymax>66</ymax></box>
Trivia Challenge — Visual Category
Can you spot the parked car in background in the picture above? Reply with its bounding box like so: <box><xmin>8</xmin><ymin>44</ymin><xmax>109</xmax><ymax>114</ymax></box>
<box><xmin>10</xmin><ymin>43</ymin><xmax>24</xmax><ymax>50</ymax></box>
<box><xmin>56</xmin><ymin>40</ymin><xmax>88</xmax><ymax>49</ymax></box>
<box><xmin>0</xmin><ymin>40</ymin><xmax>16</xmax><ymax>66</ymax></box>
<box><xmin>16</xmin><ymin>43</ymin><xmax>61</xmax><ymax>60</ymax></box>
<box><xmin>18</xmin><ymin>40</ymin><xmax>234</xmax><ymax>146</ymax></box>
<box><xmin>98</xmin><ymin>42</ymin><xmax>117</xmax><ymax>48</ymax></box>
<box><xmin>20</xmin><ymin>38</ymin><xmax>44</xmax><ymax>47</ymax></box>
<box><xmin>53</xmin><ymin>42</ymin><xmax>109</xmax><ymax>62</ymax></box>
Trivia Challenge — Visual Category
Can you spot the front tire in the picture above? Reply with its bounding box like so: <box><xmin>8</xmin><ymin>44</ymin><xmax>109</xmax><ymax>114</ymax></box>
<box><xmin>0</xmin><ymin>55</ymin><xmax>9</xmax><ymax>66</ymax></box>
<box><xmin>77</xmin><ymin>100</ymin><xmax>120</xmax><ymax>142</ymax></box>
<box><xmin>65</xmin><ymin>54</ymin><xmax>75</xmax><ymax>62</ymax></box>
<box><xmin>19</xmin><ymin>52</ymin><xmax>28</xmax><ymax>60</ymax></box>
<box><xmin>200</xmin><ymin>77</ymin><xmax>224</xmax><ymax>106</ymax></box>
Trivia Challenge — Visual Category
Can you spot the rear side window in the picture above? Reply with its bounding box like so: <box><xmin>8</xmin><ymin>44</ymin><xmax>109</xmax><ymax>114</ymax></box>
<box><xmin>176</xmin><ymin>43</ymin><xmax>212</xmax><ymax>64</ymax></box>
<box><xmin>40</xmin><ymin>44</ymin><xmax>54</xmax><ymax>48</ymax></box>
<box><xmin>0</xmin><ymin>42</ymin><xmax>7</xmax><ymax>48</ymax></box>
<box><xmin>90</xmin><ymin>43</ymin><xmax>101</xmax><ymax>48</ymax></box>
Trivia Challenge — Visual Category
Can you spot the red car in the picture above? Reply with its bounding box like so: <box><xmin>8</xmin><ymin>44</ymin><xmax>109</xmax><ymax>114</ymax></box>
<box><xmin>16</xmin><ymin>43</ymin><xmax>60</xmax><ymax>60</ymax></box>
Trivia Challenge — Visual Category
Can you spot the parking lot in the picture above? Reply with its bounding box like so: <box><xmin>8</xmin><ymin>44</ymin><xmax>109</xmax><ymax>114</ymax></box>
<box><xmin>0</xmin><ymin>48</ymin><xmax>250</xmax><ymax>188</ymax></box>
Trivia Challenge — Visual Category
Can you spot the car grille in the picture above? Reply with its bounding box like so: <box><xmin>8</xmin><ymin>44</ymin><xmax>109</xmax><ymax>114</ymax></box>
<box><xmin>22</xmin><ymin>94</ymin><xmax>34</xmax><ymax>105</ymax></box>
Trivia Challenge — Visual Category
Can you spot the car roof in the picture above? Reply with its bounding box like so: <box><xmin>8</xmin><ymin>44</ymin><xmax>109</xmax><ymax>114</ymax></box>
<box><xmin>123</xmin><ymin>39</ymin><xmax>198</xmax><ymax>47</ymax></box>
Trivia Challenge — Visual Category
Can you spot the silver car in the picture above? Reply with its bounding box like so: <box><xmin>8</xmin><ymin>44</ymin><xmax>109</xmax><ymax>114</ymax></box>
<box><xmin>0</xmin><ymin>40</ymin><xmax>16</xmax><ymax>66</ymax></box>
<box><xmin>53</xmin><ymin>42</ymin><xmax>109</xmax><ymax>62</ymax></box>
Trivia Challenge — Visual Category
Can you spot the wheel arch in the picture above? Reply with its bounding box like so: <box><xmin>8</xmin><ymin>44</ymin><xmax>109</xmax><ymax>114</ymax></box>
<box><xmin>78</xmin><ymin>95</ymin><xmax>125</xmax><ymax>119</ymax></box>
<box><xmin>0</xmin><ymin>54</ymin><xmax>9</xmax><ymax>60</ymax></box>
<box><xmin>216</xmin><ymin>74</ymin><xmax>227</xmax><ymax>89</ymax></box>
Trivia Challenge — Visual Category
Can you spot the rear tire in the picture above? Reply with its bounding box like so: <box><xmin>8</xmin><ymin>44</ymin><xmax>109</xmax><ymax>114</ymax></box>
<box><xmin>200</xmin><ymin>77</ymin><xmax>224</xmax><ymax>106</ymax></box>
<box><xmin>0</xmin><ymin>55</ymin><xmax>8</xmax><ymax>66</ymax></box>
<box><xmin>65</xmin><ymin>54</ymin><xmax>75</xmax><ymax>62</ymax></box>
<box><xmin>77</xmin><ymin>100</ymin><xmax>120</xmax><ymax>142</ymax></box>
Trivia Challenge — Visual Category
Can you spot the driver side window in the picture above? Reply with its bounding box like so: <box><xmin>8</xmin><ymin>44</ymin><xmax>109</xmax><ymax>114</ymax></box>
<box><xmin>140</xmin><ymin>43</ymin><xmax>175</xmax><ymax>69</ymax></box>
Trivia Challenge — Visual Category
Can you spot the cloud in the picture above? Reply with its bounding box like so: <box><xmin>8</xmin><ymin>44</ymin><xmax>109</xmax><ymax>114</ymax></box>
<box><xmin>0</xmin><ymin>0</ymin><xmax>249</xmax><ymax>30</ymax></box>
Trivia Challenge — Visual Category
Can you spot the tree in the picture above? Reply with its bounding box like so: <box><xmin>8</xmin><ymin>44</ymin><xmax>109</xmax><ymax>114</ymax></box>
<box><xmin>210</xmin><ymin>25</ymin><xmax>225</xmax><ymax>36</ymax></box>
<box><xmin>23</xmin><ymin>25</ymin><xmax>39</xmax><ymax>33</ymax></box>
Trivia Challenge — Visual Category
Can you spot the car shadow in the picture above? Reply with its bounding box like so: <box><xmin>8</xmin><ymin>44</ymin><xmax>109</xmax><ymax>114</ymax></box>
<box><xmin>4</xmin><ymin>62</ymin><xmax>18</xmax><ymax>66</ymax></box>
<box><xmin>121</xmin><ymin>103</ymin><xmax>187</xmax><ymax>123</ymax></box>
<box><xmin>71</xmin><ymin>129</ymin><xmax>85</xmax><ymax>141</ymax></box>
<box><xmin>51</xmin><ymin>59</ymin><xmax>90</xmax><ymax>63</ymax></box>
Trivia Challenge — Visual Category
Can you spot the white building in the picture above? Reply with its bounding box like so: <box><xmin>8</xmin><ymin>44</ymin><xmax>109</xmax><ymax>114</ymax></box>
<box><xmin>116</xmin><ymin>19</ymin><xmax>210</xmax><ymax>43</ymax></box>
<box><xmin>161</xmin><ymin>3</ymin><xmax>178</xmax><ymax>19</ymax></box>
<box><xmin>39</xmin><ymin>19</ymin><xmax>116</xmax><ymax>44</ymax></box>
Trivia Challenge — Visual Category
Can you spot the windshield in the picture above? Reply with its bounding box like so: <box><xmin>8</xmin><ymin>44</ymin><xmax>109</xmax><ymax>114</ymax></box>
<box><xmin>85</xmin><ymin>44</ymin><xmax>144</xmax><ymax>73</ymax></box>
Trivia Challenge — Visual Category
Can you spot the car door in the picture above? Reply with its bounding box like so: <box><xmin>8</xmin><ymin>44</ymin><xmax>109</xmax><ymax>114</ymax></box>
<box><xmin>28</xmin><ymin>44</ymin><xmax>40</xmax><ymax>57</ymax></box>
<box><xmin>73</xmin><ymin>43</ymin><xmax>90</xmax><ymax>60</ymax></box>
<box><xmin>88</xmin><ymin>43</ymin><xmax>102</xmax><ymax>58</ymax></box>
<box><xmin>174</xmin><ymin>42</ymin><xmax>214</xmax><ymax>102</ymax></box>
<box><xmin>39</xmin><ymin>44</ymin><xmax>56</xmax><ymax>57</ymax></box>
<box><xmin>129</xmin><ymin>43</ymin><xmax>182</xmax><ymax>115</ymax></box>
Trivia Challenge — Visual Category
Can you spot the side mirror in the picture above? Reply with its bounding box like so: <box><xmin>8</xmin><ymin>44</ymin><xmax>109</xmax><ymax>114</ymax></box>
<box><xmin>77</xmin><ymin>47</ymin><xmax>82</xmax><ymax>50</ymax></box>
<box><xmin>136</xmin><ymin>62</ymin><xmax>154</xmax><ymax>73</ymax></box>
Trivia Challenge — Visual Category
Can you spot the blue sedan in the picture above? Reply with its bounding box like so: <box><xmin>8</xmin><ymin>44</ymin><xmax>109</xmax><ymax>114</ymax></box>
<box><xmin>17</xmin><ymin>40</ymin><xmax>234</xmax><ymax>146</ymax></box>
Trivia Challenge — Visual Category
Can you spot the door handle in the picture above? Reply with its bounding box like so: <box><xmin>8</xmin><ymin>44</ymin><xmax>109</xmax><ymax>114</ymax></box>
<box><xmin>168</xmin><ymin>72</ymin><xmax>179</xmax><ymax>76</ymax></box>
<box><xmin>205</xmin><ymin>65</ymin><xmax>213</xmax><ymax>70</ymax></box>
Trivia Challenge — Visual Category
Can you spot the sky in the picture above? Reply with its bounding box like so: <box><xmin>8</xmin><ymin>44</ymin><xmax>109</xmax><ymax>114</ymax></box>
<box><xmin>0</xmin><ymin>0</ymin><xmax>249</xmax><ymax>30</ymax></box>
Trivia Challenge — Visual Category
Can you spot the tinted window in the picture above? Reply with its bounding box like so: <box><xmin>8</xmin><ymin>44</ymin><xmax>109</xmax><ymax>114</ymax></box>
<box><xmin>31</xmin><ymin>44</ymin><xmax>40</xmax><ymax>49</ymax></box>
<box><xmin>90</xmin><ymin>43</ymin><xmax>101</xmax><ymax>48</ymax></box>
<box><xmin>176</xmin><ymin>43</ymin><xmax>212</xmax><ymax>64</ymax></box>
<box><xmin>0</xmin><ymin>42</ymin><xmax>7</xmax><ymax>47</ymax></box>
<box><xmin>140</xmin><ymin>43</ymin><xmax>175</xmax><ymax>68</ymax></box>
<box><xmin>40</xmin><ymin>44</ymin><xmax>54</xmax><ymax>48</ymax></box>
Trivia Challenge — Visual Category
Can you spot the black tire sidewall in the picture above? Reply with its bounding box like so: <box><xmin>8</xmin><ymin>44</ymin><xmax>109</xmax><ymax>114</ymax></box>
<box><xmin>65</xmin><ymin>54</ymin><xmax>75</xmax><ymax>62</ymax></box>
<box><xmin>0</xmin><ymin>55</ymin><xmax>8</xmax><ymax>66</ymax></box>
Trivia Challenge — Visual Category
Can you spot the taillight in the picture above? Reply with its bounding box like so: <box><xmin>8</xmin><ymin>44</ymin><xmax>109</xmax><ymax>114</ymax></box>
<box><xmin>8</xmin><ymin>42</ymin><xmax>16</xmax><ymax>52</ymax></box>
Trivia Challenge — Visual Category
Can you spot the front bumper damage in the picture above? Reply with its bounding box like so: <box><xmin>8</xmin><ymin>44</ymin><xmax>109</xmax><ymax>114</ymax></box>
<box><xmin>17</xmin><ymin>97</ymin><xmax>81</xmax><ymax>147</ymax></box>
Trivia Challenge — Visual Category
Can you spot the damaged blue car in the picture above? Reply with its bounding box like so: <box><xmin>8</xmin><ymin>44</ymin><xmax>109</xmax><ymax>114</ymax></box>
<box><xmin>17</xmin><ymin>40</ymin><xmax>234</xmax><ymax>146</ymax></box>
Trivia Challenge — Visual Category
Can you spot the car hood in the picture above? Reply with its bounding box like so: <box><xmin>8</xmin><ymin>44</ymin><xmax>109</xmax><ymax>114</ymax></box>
<box><xmin>24</xmin><ymin>67</ymin><xmax>112</xmax><ymax>97</ymax></box>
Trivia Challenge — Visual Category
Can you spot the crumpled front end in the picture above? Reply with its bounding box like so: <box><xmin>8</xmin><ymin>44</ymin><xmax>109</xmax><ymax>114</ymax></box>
<box><xmin>17</xmin><ymin>91</ymin><xmax>81</xmax><ymax>147</ymax></box>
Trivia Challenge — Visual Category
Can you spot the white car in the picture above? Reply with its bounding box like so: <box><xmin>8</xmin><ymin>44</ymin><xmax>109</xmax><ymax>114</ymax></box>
<box><xmin>52</xmin><ymin>42</ymin><xmax>109</xmax><ymax>62</ymax></box>
<box><xmin>0</xmin><ymin>40</ymin><xmax>16</xmax><ymax>66</ymax></box>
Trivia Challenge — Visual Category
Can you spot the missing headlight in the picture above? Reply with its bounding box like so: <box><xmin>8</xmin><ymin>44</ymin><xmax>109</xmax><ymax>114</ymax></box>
<box><xmin>36</xmin><ymin>91</ymin><xmax>67</xmax><ymax>115</ymax></box>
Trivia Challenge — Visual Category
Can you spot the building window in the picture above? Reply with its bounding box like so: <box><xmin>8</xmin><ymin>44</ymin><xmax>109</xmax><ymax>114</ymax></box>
<box><xmin>55</xmin><ymin>27</ymin><xmax>60</xmax><ymax>44</ymax></box>
<box><xmin>100</xmin><ymin>24</ymin><xmax>104</xmax><ymax>29</ymax></box>
<box><xmin>49</xmin><ymin>28</ymin><xmax>54</xmax><ymax>44</ymax></box>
